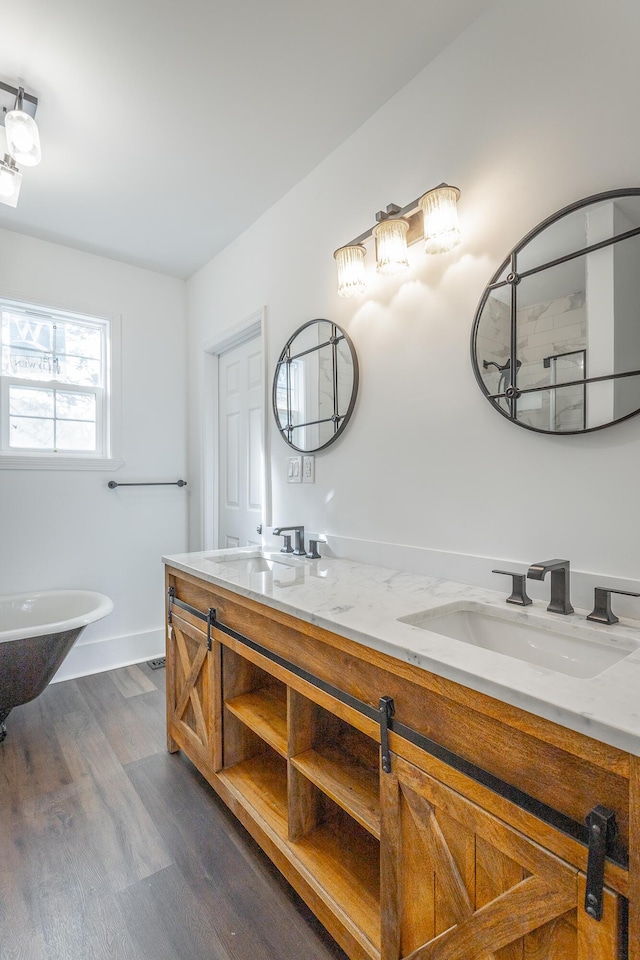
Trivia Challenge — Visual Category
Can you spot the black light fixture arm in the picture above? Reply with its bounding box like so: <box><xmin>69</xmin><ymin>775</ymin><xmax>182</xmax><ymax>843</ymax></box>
<box><xmin>0</xmin><ymin>80</ymin><xmax>38</xmax><ymax>122</ymax></box>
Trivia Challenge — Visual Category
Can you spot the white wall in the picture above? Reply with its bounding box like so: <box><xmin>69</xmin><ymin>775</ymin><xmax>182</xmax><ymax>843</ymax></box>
<box><xmin>187</xmin><ymin>0</ymin><xmax>640</xmax><ymax>613</ymax></box>
<box><xmin>0</xmin><ymin>228</ymin><xmax>188</xmax><ymax>678</ymax></box>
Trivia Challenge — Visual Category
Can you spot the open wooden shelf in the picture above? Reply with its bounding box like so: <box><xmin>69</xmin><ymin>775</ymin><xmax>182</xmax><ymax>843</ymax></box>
<box><xmin>291</xmin><ymin>805</ymin><xmax>380</xmax><ymax>956</ymax></box>
<box><xmin>288</xmin><ymin>702</ymin><xmax>381</xmax><ymax>838</ymax></box>
<box><xmin>218</xmin><ymin>751</ymin><xmax>288</xmax><ymax>837</ymax></box>
<box><xmin>219</xmin><ymin>750</ymin><xmax>380</xmax><ymax>955</ymax></box>
<box><xmin>291</xmin><ymin>746</ymin><xmax>381</xmax><ymax>838</ymax></box>
<box><xmin>225</xmin><ymin>683</ymin><xmax>287</xmax><ymax>757</ymax></box>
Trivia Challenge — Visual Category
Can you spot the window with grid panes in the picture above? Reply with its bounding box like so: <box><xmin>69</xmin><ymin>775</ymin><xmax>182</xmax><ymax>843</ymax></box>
<box><xmin>0</xmin><ymin>298</ymin><xmax>110</xmax><ymax>458</ymax></box>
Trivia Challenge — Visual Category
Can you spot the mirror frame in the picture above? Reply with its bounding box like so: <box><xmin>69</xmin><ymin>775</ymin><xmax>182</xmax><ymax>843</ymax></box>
<box><xmin>471</xmin><ymin>187</ymin><xmax>640</xmax><ymax>435</ymax></box>
<box><xmin>272</xmin><ymin>318</ymin><xmax>359</xmax><ymax>453</ymax></box>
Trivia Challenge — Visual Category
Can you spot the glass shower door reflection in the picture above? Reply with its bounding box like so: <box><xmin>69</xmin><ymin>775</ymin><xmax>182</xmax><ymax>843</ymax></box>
<box><xmin>545</xmin><ymin>349</ymin><xmax>586</xmax><ymax>432</ymax></box>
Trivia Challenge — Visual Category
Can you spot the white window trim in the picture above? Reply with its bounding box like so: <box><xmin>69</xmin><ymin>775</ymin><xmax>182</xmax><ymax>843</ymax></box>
<box><xmin>0</xmin><ymin>297</ymin><xmax>124</xmax><ymax>472</ymax></box>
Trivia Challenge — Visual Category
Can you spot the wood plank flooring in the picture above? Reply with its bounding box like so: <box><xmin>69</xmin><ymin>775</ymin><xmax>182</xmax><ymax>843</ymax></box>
<box><xmin>0</xmin><ymin>663</ymin><xmax>348</xmax><ymax>960</ymax></box>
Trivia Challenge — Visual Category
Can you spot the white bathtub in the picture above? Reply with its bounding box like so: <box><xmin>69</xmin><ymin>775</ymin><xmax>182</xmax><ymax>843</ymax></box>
<box><xmin>0</xmin><ymin>590</ymin><xmax>113</xmax><ymax>643</ymax></box>
<box><xmin>0</xmin><ymin>589</ymin><xmax>113</xmax><ymax>741</ymax></box>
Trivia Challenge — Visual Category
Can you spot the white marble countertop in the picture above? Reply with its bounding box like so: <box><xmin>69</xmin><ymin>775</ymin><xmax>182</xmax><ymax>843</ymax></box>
<box><xmin>163</xmin><ymin>547</ymin><xmax>640</xmax><ymax>756</ymax></box>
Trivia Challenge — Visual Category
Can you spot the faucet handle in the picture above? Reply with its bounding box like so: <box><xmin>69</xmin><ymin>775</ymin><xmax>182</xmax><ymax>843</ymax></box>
<box><xmin>278</xmin><ymin>534</ymin><xmax>294</xmax><ymax>554</ymax></box>
<box><xmin>306</xmin><ymin>538</ymin><xmax>326</xmax><ymax>560</ymax></box>
<box><xmin>586</xmin><ymin>587</ymin><xmax>640</xmax><ymax>625</ymax></box>
<box><xmin>492</xmin><ymin>569</ymin><xmax>532</xmax><ymax>606</ymax></box>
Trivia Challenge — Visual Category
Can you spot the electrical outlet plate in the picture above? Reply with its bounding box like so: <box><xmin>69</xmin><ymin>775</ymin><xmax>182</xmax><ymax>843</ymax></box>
<box><xmin>302</xmin><ymin>455</ymin><xmax>315</xmax><ymax>483</ymax></box>
<box><xmin>287</xmin><ymin>456</ymin><xmax>302</xmax><ymax>483</ymax></box>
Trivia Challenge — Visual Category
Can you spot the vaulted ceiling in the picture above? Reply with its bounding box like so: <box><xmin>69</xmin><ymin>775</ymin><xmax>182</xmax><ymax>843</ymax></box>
<box><xmin>0</xmin><ymin>0</ymin><xmax>496</xmax><ymax>278</ymax></box>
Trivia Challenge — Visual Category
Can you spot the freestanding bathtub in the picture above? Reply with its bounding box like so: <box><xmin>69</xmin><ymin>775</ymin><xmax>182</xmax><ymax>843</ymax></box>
<box><xmin>0</xmin><ymin>590</ymin><xmax>113</xmax><ymax>741</ymax></box>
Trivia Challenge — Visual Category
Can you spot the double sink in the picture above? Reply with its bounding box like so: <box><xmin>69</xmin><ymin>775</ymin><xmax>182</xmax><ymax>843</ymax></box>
<box><xmin>203</xmin><ymin>549</ymin><xmax>640</xmax><ymax>680</ymax></box>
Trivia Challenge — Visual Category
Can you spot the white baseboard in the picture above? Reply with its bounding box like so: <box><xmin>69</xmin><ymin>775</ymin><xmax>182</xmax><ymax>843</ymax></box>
<box><xmin>51</xmin><ymin>627</ymin><xmax>165</xmax><ymax>683</ymax></box>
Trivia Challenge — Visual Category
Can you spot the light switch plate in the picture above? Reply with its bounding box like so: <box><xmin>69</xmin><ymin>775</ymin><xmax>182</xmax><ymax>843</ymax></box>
<box><xmin>287</xmin><ymin>456</ymin><xmax>302</xmax><ymax>483</ymax></box>
<box><xmin>302</xmin><ymin>455</ymin><xmax>315</xmax><ymax>483</ymax></box>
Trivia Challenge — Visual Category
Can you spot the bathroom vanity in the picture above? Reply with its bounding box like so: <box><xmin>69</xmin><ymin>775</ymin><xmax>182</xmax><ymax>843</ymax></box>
<box><xmin>163</xmin><ymin>549</ymin><xmax>640</xmax><ymax>960</ymax></box>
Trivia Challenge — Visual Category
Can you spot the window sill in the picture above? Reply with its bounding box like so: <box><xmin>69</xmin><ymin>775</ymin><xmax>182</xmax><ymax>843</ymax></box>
<box><xmin>0</xmin><ymin>455</ymin><xmax>125</xmax><ymax>471</ymax></box>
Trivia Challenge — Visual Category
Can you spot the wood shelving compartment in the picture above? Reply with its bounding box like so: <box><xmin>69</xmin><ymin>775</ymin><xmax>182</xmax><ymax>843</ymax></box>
<box><xmin>218</xmin><ymin>750</ymin><xmax>289</xmax><ymax>838</ymax></box>
<box><xmin>290</xmin><ymin>797</ymin><xmax>380</xmax><ymax>956</ymax></box>
<box><xmin>289</xmin><ymin>698</ymin><xmax>381</xmax><ymax>838</ymax></box>
<box><xmin>222</xmin><ymin>646</ymin><xmax>288</xmax><ymax>762</ymax></box>
<box><xmin>220</xmin><ymin>647</ymin><xmax>290</xmax><ymax>831</ymax></box>
<box><xmin>225</xmin><ymin>683</ymin><xmax>287</xmax><ymax>757</ymax></box>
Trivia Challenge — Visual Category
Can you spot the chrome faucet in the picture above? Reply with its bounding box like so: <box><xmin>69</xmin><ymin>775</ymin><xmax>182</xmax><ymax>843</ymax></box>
<box><xmin>273</xmin><ymin>526</ymin><xmax>306</xmax><ymax>556</ymax></box>
<box><xmin>527</xmin><ymin>559</ymin><xmax>574</xmax><ymax>615</ymax></box>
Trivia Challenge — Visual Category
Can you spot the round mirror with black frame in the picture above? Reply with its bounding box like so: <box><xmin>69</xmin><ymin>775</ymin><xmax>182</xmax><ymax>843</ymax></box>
<box><xmin>272</xmin><ymin>318</ymin><xmax>359</xmax><ymax>453</ymax></box>
<box><xmin>471</xmin><ymin>187</ymin><xmax>640</xmax><ymax>434</ymax></box>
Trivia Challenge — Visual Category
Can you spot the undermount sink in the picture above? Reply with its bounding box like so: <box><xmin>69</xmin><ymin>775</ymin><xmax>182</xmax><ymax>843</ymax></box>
<box><xmin>398</xmin><ymin>602</ymin><xmax>640</xmax><ymax>678</ymax></box>
<box><xmin>243</xmin><ymin>556</ymin><xmax>291</xmax><ymax>573</ymax></box>
<box><xmin>224</xmin><ymin>555</ymin><xmax>296</xmax><ymax>573</ymax></box>
<box><xmin>203</xmin><ymin>550</ymin><xmax>301</xmax><ymax>576</ymax></box>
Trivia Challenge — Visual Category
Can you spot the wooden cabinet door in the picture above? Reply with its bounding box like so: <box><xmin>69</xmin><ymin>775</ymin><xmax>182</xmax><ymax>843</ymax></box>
<box><xmin>166</xmin><ymin>613</ymin><xmax>222</xmax><ymax>772</ymax></box>
<box><xmin>381</xmin><ymin>753</ymin><xmax>625</xmax><ymax>960</ymax></box>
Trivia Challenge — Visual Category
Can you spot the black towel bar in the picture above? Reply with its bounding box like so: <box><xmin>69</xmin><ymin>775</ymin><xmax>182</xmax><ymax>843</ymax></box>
<box><xmin>108</xmin><ymin>479</ymin><xmax>187</xmax><ymax>489</ymax></box>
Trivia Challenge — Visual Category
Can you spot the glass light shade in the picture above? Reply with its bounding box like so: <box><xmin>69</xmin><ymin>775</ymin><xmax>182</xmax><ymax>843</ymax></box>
<box><xmin>5</xmin><ymin>110</ymin><xmax>42</xmax><ymax>167</ymax></box>
<box><xmin>334</xmin><ymin>244</ymin><xmax>366</xmax><ymax>299</ymax></box>
<box><xmin>419</xmin><ymin>184</ymin><xmax>461</xmax><ymax>254</ymax></box>
<box><xmin>0</xmin><ymin>156</ymin><xmax>22</xmax><ymax>207</ymax></box>
<box><xmin>372</xmin><ymin>218</ymin><xmax>409</xmax><ymax>275</ymax></box>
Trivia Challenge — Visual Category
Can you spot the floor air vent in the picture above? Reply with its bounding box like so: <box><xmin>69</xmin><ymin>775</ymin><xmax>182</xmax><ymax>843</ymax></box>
<box><xmin>147</xmin><ymin>657</ymin><xmax>166</xmax><ymax>670</ymax></box>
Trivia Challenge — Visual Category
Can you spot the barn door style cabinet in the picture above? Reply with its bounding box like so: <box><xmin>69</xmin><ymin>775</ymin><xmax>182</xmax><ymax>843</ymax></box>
<box><xmin>165</xmin><ymin>566</ymin><xmax>640</xmax><ymax>960</ymax></box>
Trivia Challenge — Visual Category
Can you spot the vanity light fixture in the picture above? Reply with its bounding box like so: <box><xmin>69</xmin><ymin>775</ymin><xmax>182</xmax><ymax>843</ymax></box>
<box><xmin>334</xmin><ymin>182</ymin><xmax>461</xmax><ymax>298</ymax></box>
<box><xmin>0</xmin><ymin>81</ymin><xmax>41</xmax><ymax>207</ymax></box>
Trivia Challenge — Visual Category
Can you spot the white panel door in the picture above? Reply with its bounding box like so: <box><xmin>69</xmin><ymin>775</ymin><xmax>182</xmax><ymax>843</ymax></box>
<box><xmin>217</xmin><ymin>336</ymin><xmax>263</xmax><ymax>548</ymax></box>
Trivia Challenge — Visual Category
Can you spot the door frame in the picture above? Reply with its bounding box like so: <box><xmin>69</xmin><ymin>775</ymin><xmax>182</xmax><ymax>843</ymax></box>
<box><xmin>201</xmin><ymin>307</ymin><xmax>271</xmax><ymax>551</ymax></box>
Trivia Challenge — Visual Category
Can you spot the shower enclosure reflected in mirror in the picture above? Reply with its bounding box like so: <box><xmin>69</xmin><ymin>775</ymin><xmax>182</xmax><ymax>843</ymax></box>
<box><xmin>471</xmin><ymin>188</ymin><xmax>640</xmax><ymax>433</ymax></box>
<box><xmin>273</xmin><ymin>319</ymin><xmax>359</xmax><ymax>452</ymax></box>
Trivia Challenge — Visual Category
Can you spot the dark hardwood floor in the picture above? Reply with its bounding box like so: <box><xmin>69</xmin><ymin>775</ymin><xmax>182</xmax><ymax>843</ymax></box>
<box><xmin>0</xmin><ymin>663</ymin><xmax>348</xmax><ymax>960</ymax></box>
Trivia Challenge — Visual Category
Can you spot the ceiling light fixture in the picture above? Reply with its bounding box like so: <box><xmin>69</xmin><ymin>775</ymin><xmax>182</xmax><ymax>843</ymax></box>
<box><xmin>334</xmin><ymin>182</ymin><xmax>461</xmax><ymax>298</ymax></box>
<box><xmin>0</xmin><ymin>81</ymin><xmax>40</xmax><ymax>207</ymax></box>
<box><xmin>0</xmin><ymin>155</ymin><xmax>22</xmax><ymax>207</ymax></box>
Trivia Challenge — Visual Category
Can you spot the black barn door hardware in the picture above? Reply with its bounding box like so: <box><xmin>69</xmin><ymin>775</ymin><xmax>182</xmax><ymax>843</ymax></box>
<box><xmin>167</xmin><ymin>589</ymin><xmax>216</xmax><ymax>651</ymax></box>
<box><xmin>379</xmin><ymin>697</ymin><xmax>395</xmax><ymax>773</ymax></box>
<box><xmin>584</xmin><ymin>806</ymin><xmax>617</xmax><ymax>920</ymax></box>
<box><xmin>206</xmin><ymin>608</ymin><xmax>216</xmax><ymax>651</ymax></box>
